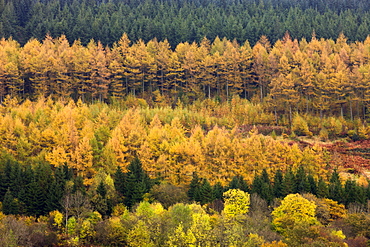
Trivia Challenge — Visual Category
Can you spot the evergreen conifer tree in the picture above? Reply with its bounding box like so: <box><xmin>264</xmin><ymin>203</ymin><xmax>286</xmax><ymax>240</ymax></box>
<box><xmin>329</xmin><ymin>170</ymin><xmax>343</xmax><ymax>203</ymax></box>
<box><xmin>295</xmin><ymin>166</ymin><xmax>310</xmax><ymax>193</ymax></box>
<box><xmin>273</xmin><ymin>169</ymin><xmax>284</xmax><ymax>198</ymax></box>
<box><xmin>2</xmin><ymin>188</ymin><xmax>18</xmax><ymax>215</ymax></box>
<box><xmin>114</xmin><ymin>166</ymin><xmax>126</xmax><ymax>197</ymax></box>
<box><xmin>317</xmin><ymin>177</ymin><xmax>329</xmax><ymax>198</ymax></box>
<box><xmin>282</xmin><ymin>169</ymin><xmax>295</xmax><ymax>196</ymax></box>
<box><xmin>123</xmin><ymin>157</ymin><xmax>152</xmax><ymax>208</ymax></box>
<box><xmin>213</xmin><ymin>182</ymin><xmax>224</xmax><ymax>200</ymax></box>
<box><xmin>188</xmin><ymin>172</ymin><xmax>201</xmax><ymax>201</ymax></box>
<box><xmin>228</xmin><ymin>175</ymin><xmax>249</xmax><ymax>192</ymax></box>
<box><xmin>199</xmin><ymin>179</ymin><xmax>214</xmax><ymax>205</ymax></box>
<box><xmin>307</xmin><ymin>174</ymin><xmax>317</xmax><ymax>195</ymax></box>
<box><xmin>97</xmin><ymin>180</ymin><xmax>107</xmax><ymax>198</ymax></box>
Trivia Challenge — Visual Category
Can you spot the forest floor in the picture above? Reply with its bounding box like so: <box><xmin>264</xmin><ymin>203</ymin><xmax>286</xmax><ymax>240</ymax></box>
<box><xmin>324</xmin><ymin>140</ymin><xmax>370</xmax><ymax>180</ymax></box>
<box><xmin>297</xmin><ymin>138</ymin><xmax>370</xmax><ymax>180</ymax></box>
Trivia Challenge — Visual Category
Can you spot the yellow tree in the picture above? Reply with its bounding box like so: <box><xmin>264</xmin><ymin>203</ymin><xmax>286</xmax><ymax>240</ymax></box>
<box><xmin>166</xmin><ymin>52</ymin><xmax>183</xmax><ymax>100</ymax></box>
<box><xmin>182</xmin><ymin>42</ymin><xmax>202</xmax><ymax>99</ymax></box>
<box><xmin>252</xmin><ymin>39</ymin><xmax>270</xmax><ymax>101</ymax></box>
<box><xmin>293</xmin><ymin>50</ymin><xmax>316</xmax><ymax>114</ymax></box>
<box><xmin>88</xmin><ymin>40</ymin><xmax>110</xmax><ymax>102</ymax></box>
<box><xmin>197</xmin><ymin>37</ymin><xmax>212</xmax><ymax>98</ymax></box>
<box><xmin>51</xmin><ymin>35</ymin><xmax>73</xmax><ymax>99</ymax></box>
<box><xmin>0</xmin><ymin>39</ymin><xmax>9</xmax><ymax>100</ymax></box>
<box><xmin>105</xmin><ymin>109</ymin><xmax>146</xmax><ymax>170</ymax></box>
<box><xmin>222</xmin><ymin>39</ymin><xmax>243</xmax><ymax>99</ymax></box>
<box><xmin>0</xmin><ymin>38</ymin><xmax>22</xmax><ymax>99</ymax></box>
<box><xmin>124</xmin><ymin>42</ymin><xmax>142</xmax><ymax>96</ymax></box>
<box><xmin>223</xmin><ymin>189</ymin><xmax>250</xmax><ymax>218</ymax></box>
<box><xmin>202</xmin><ymin>125</ymin><xmax>234</xmax><ymax>184</ymax></box>
<box><xmin>138</xmin><ymin>115</ymin><xmax>169</xmax><ymax>179</ymax></box>
<box><xmin>72</xmin><ymin>136</ymin><xmax>94</xmax><ymax>185</ymax></box>
<box><xmin>70</xmin><ymin>40</ymin><xmax>93</xmax><ymax>102</ymax></box>
<box><xmin>239</xmin><ymin>40</ymin><xmax>253</xmax><ymax>99</ymax></box>
<box><xmin>132</xmin><ymin>39</ymin><xmax>156</xmax><ymax>97</ymax></box>
<box><xmin>108</xmin><ymin>33</ymin><xmax>131</xmax><ymax>98</ymax></box>
<box><xmin>272</xmin><ymin>193</ymin><xmax>320</xmax><ymax>236</ymax></box>
<box><xmin>108</xmin><ymin>43</ymin><xmax>126</xmax><ymax>100</ymax></box>
<box><xmin>154</xmin><ymin>39</ymin><xmax>173</xmax><ymax>96</ymax></box>
<box><xmin>21</xmin><ymin>38</ymin><xmax>50</xmax><ymax>97</ymax></box>
<box><xmin>269</xmin><ymin>54</ymin><xmax>299</xmax><ymax>123</ymax></box>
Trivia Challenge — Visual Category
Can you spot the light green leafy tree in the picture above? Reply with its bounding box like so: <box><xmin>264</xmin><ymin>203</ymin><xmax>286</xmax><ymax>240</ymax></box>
<box><xmin>272</xmin><ymin>193</ymin><xmax>321</xmax><ymax>245</ymax></box>
<box><xmin>223</xmin><ymin>189</ymin><xmax>250</xmax><ymax>217</ymax></box>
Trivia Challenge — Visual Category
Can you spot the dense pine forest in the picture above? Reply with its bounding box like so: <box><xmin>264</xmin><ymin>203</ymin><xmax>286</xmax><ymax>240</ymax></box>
<box><xmin>1</xmin><ymin>0</ymin><xmax>370</xmax><ymax>46</ymax></box>
<box><xmin>1</xmin><ymin>0</ymin><xmax>370</xmax><ymax>246</ymax></box>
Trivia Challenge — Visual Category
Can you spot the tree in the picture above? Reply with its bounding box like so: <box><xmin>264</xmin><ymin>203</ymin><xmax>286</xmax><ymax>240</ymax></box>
<box><xmin>187</xmin><ymin>172</ymin><xmax>201</xmax><ymax>202</ymax></box>
<box><xmin>2</xmin><ymin>188</ymin><xmax>19</xmax><ymax>215</ymax></box>
<box><xmin>222</xmin><ymin>189</ymin><xmax>250</xmax><ymax>217</ymax></box>
<box><xmin>199</xmin><ymin>179</ymin><xmax>214</xmax><ymax>205</ymax></box>
<box><xmin>228</xmin><ymin>175</ymin><xmax>249</xmax><ymax>192</ymax></box>
<box><xmin>271</xmin><ymin>193</ymin><xmax>320</xmax><ymax>236</ymax></box>
<box><xmin>273</xmin><ymin>169</ymin><xmax>284</xmax><ymax>198</ymax></box>
<box><xmin>72</xmin><ymin>136</ymin><xmax>94</xmax><ymax>185</ymax></box>
<box><xmin>123</xmin><ymin>157</ymin><xmax>152</xmax><ymax>208</ymax></box>
<box><xmin>114</xmin><ymin>166</ymin><xmax>126</xmax><ymax>198</ymax></box>
<box><xmin>328</xmin><ymin>170</ymin><xmax>343</xmax><ymax>203</ymax></box>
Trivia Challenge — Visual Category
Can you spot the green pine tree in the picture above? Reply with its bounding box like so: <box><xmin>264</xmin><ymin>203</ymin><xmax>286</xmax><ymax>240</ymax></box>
<box><xmin>199</xmin><ymin>179</ymin><xmax>214</xmax><ymax>205</ymax></box>
<box><xmin>123</xmin><ymin>157</ymin><xmax>152</xmax><ymax>208</ymax></box>
<box><xmin>317</xmin><ymin>177</ymin><xmax>329</xmax><ymax>198</ymax></box>
<box><xmin>273</xmin><ymin>170</ymin><xmax>284</xmax><ymax>198</ymax></box>
<box><xmin>329</xmin><ymin>170</ymin><xmax>343</xmax><ymax>203</ymax></box>
<box><xmin>2</xmin><ymin>188</ymin><xmax>19</xmax><ymax>215</ymax></box>
<box><xmin>114</xmin><ymin>166</ymin><xmax>126</xmax><ymax>197</ymax></box>
<box><xmin>188</xmin><ymin>172</ymin><xmax>201</xmax><ymax>201</ymax></box>
<box><xmin>282</xmin><ymin>169</ymin><xmax>295</xmax><ymax>196</ymax></box>
<box><xmin>213</xmin><ymin>182</ymin><xmax>224</xmax><ymax>200</ymax></box>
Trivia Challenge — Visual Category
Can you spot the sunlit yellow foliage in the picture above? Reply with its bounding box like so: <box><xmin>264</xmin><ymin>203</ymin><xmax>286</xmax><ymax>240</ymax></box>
<box><xmin>223</xmin><ymin>189</ymin><xmax>250</xmax><ymax>217</ymax></box>
<box><xmin>272</xmin><ymin>194</ymin><xmax>320</xmax><ymax>236</ymax></box>
<box><xmin>0</xmin><ymin>97</ymin><xmax>333</xmax><ymax>186</ymax></box>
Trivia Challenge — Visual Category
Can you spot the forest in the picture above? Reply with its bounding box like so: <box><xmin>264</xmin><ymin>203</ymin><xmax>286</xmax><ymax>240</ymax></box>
<box><xmin>1</xmin><ymin>0</ymin><xmax>370</xmax><ymax>46</ymax></box>
<box><xmin>0</xmin><ymin>95</ymin><xmax>369</xmax><ymax>246</ymax></box>
<box><xmin>2</xmin><ymin>33</ymin><xmax>370</xmax><ymax>122</ymax></box>
<box><xmin>1</xmin><ymin>0</ymin><xmax>370</xmax><ymax>246</ymax></box>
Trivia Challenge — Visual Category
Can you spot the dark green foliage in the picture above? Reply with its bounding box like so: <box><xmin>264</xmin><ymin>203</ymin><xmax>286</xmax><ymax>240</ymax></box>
<box><xmin>317</xmin><ymin>177</ymin><xmax>329</xmax><ymax>198</ymax></box>
<box><xmin>97</xmin><ymin>180</ymin><xmax>107</xmax><ymax>199</ymax></box>
<box><xmin>114</xmin><ymin>166</ymin><xmax>126</xmax><ymax>197</ymax></box>
<box><xmin>307</xmin><ymin>174</ymin><xmax>317</xmax><ymax>195</ymax></box>
<box><xmin>199</xmin><ymin>179</ymin><xmax>214</xmax><ymax>205</ymax></box>
<box><xmin>213</xmin><ymin>182</ymin><xmax>224</xmax><ymax>200</ymax></box>
<box><xmin>124</xmin><ymin>173</ymin><xmax>148</xmax><ymax>208</ymax></box>
<box><xmin>282</xmin><ymin>169</ymin><xmax>295</xmax><ymax>196</ymax></box>
<box><xmin>26</xmin><ymin>180</ymin><xmax>48</xmax><ymax>216</ymax></box>
<box><xmin>72</xmin><ymin>176</ymin><xmax>86</xmax><ymax>195</ymax></box>
<box><xmin>2</xmin><ymin>189</ymin><xmax>19</xmax><ymax>215</ymax></box>
<box><xmin>123</xmin><ymin>157</ymin><xmax>153</xmax><ymax>208</ymax></box>
<box><xmin>188</xmin><ymin>172</ymin><xmax>201</xmax><ymax>202</ymax></box>
<box><xmin>93</xmin><ymin>181</ymin><xmax>112</xmax><ymax>216</ymax></box>
<box><xmin>261</xmin><ymin>169</ymin><xmax>270</xmax><ymax>184</ymax></box>
<box><xmin>228</xmin><ymin>175</ymin><xmax>249</xmax><ymax>192</ymax></box>
<box><xmin>344</xmin><ymin>180</ymin><xmax>367</xmax><ymax>206</ymax></box>
<box><xmin>251</xmin><ymin>175</ymin><xmax>263</xmax><ymax>195</ymax></box>
<box><xmin>295</xmin><ymin>166</ymin><xmax>311</xmax><ymax>193</ymax></box>
<box><xmin>251</xmin><ymin>171</ymin><xmax>273</xmax><ymax>204</ymax></box>
<box><xmin>46</xmin><ymin>165</ymin><xmax>68</xmax><ymax>212</ymax></box>
<box><xmin>1</xmin><ymin>0</ymin><xmax>370</xmax><ymax>47</ymax></box>
<box><xmin>150</xmin><ymin>183</ymin><xmax>189</xmax><ymax>209</ymax></box>
<box><xmin>329</xmin><ymin>169</ymin><xmax>343</xmax><ymax>203</ymax></box>
<box><xmin>273</xmin><ymin>170</ymin><xmax>284</xmax><ymax>198</ymax></box>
